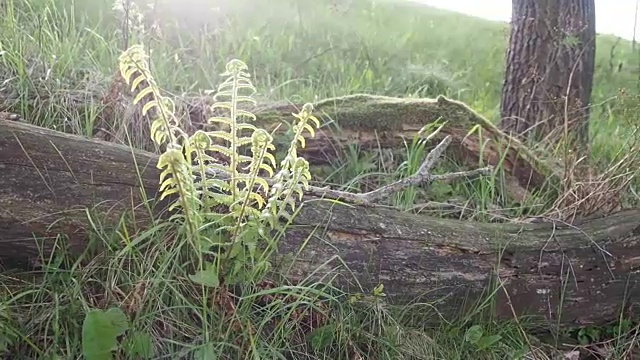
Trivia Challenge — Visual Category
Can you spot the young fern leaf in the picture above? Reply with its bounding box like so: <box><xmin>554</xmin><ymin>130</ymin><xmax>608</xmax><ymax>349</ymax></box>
<box><xmin>118</xmin><ymin>45</ymin><xmax>186</xmax><ymax>148</ymax></box>
<box><xmin>119</xmin><ymin>47</ymin><xmax>319</xmax><ymax>287</ymax></box>
<box><xmin>263</xmin><ymin>103</ymin><xmax>318</xmax><ymax>225</ymax></box>
<box><xmin>118</xmin><ymin>44</ymin><xmax>200</xmax><ymax>234</ymax></box>
<box><xmin>188</xmin><ymin>130</ymin><xmax>219</xmax><ymax>210</ymax></box>
<box><xmin>291</xmin><ymin>103</ymin><xmax>321</xmax><ymax>151</ymax></box>
<box><xmin>158</xmin><ymin>149</ymin><xmax>202</xmax><ymax>217</ymax></box>
<box><xmin>202</xmin><ymin>59</ymin><xmax>272</xmax><ymax>222</ymax></box>
<box><xmin>233</xmin><ymin>129</ymin><xmax>276</xmax><ymax>215</ymax></box>
<box><xmin>209</xmin><ymin>60</ymin><xmax>257</xmax><ymax>201</ymax></box>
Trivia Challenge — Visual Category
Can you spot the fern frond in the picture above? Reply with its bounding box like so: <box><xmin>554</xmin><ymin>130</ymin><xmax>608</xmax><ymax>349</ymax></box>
<box><xmin>118</xmin><ymin>44</ymin><xmax>200</xmax><ymax>235</ymax></box>
<box><xmin>118</xmin><ymin>48</ymin><xmax>322</xmax><ymax>288</ymax></box>
<box><xmin>157</xmin><ymin>148</ymin><xmax>202</xmax><ymax>233</ymax></box>
<box><xmin>291</xmin><ymin>103</ymin><xmax>321</xmax><ymax>149</ymax></box>
<box><xmin>261</xmin><ymin>103</ymin><xmax>318</xmax><ymax>225</ymax></box>
<box><xmin>201</xmin><ymin>59</ymin><xmax>263</xmax><ymax>214</ymax></box>
<box><xmin>249</xmin><ymin>129</ymin><xmax>276</xmax><ymax>177</ymax></box>
<box><xmin>118</xmin><ymin>44</ymin><xmax>187</xmax><ymax>149</ymax></box>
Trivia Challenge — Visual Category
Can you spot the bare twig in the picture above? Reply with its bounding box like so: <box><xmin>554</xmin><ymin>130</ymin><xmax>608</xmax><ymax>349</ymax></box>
<box><xmin>203</xmin><ymin>135</ymin><xmax>492</xmax><ymax>208</ymax></box>
<box><xmin>302</xmin><ymin>135</ymin><xmax>492</xmax><ymax>206</ymax></box>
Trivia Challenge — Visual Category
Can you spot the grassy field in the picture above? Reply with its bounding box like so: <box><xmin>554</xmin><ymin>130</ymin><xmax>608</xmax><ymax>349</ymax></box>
<box><xmin>2</xmin><ymin>0</ymin><xmax>640</xmax><ymax>358</ymax></box>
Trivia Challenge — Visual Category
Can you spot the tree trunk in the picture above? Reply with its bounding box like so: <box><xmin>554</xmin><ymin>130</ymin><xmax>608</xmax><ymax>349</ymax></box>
<box><xmin>2</xmin><ymin>119</ymin><xmax>640</xmax><ymax>327</ymax></box>
<box><xmin>500</xmin><ymin>0</ymin><xmax>596</xmax><ymax>152</ymax></box>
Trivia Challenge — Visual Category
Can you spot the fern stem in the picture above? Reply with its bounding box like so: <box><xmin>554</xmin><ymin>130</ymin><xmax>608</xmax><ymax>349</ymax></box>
<box><xmin>229</xmin><ymin>71</ymin><xmax>240</xmax><ymax>203</ymax></box>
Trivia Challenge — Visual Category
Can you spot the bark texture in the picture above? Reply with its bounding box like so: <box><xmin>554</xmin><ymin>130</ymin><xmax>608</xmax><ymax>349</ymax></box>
<box><xmin>0</xmin><ymin>118</ymin><xmax>168</xmax><ymax>268</ymax></box>
<box><xmin>500</xmin><ymin>0</ymin><xmax>596</xmax><ymax>150</ymax></box>
<box><xmin>2</xmin><ymin>119</ymin><xmax>640</xmax><ymax>327</ymax></box>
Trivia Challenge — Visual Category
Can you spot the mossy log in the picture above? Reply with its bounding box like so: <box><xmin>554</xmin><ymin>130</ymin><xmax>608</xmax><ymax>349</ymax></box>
<box><xmin>254</xmin><ymin>94</ymin><xmax>563</xmax><ymax>202</ymax></box>
<box><xmin>2</xmin><ymin>118</ymin><xmax>640</xmax><ymax>328</ymax></box>
<box><xmin>230</xmin><ymin>95</ymin><xmax>561</xmax><ymax>196</ymax></box>
<box><xmin>98</xmin><ymin>91</ymin><xmax>562</xmax><ymax>202</ymax></box>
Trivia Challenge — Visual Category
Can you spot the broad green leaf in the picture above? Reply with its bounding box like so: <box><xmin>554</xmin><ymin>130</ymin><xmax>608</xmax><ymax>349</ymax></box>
<box><xmin>193</xmin><ymin>343</ymin><xmax>216</xmax><ymax>359</ymax></box>
<box><xmin>189</xmin><ymin>266</ymin><xmax>220</xmax><ymax>288</ymax></box>
<box><xmin>464</xmin><ymin>325</ymin><xmax>483</xmax><ymax>344</ymax></box>
<box><xmin>125</xmin><ymin>331</ymin><xmax>154</xmax><ymax>359</ymax></box>
<box><xmin>307</xmin><ymin>324</ymin><xmax>337</xmax><ymax>350</ymax></box>
<box><xmin>475</xmin><ymin>335</ymin><xmax>502</xmax><ymax>350</ymax></box>
<box><xmin>82</xmin><ymin>307</ymin><xmax>129</xmax><ymax>360</ymax></box>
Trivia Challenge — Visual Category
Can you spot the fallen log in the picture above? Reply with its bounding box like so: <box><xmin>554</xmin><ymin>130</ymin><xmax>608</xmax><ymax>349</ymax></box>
<box><xmin>97</xmin><ymin>85</ymin><xmax>563</xmax><ymax>203</ymax></box>
<box><xmin>1</xmin><ymin>118</ymin><xmax>640</xmax><ymax>328</ymax></box>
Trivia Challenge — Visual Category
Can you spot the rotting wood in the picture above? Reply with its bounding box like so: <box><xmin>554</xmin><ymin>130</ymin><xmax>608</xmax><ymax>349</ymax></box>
<box><xmin>1</xmin><ymin>119</ymin><xmax>640</xmax><ymax>327</ymax></box>
<box><xmin>217</xmin><ymin>95</ymin><xmax>562</xmax><ymax>193</ymax></box>
<box><xmin>97</xmin><ymin>90</ymin><xmax>563</xmax><ymax>202</ymax></box>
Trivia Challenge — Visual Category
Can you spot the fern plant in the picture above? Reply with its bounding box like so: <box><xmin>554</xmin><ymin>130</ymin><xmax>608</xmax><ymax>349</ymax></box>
<box><xmin>118</xmin><ymin>44</ymin><xmax>319</xmax><ymax>286</ymax></box>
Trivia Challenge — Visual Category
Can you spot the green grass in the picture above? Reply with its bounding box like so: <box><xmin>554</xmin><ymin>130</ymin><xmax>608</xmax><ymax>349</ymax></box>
<box><xmin>2</xmin><ymin>0</ymin><xmax>640</xmax><ymax>358</ymax></box>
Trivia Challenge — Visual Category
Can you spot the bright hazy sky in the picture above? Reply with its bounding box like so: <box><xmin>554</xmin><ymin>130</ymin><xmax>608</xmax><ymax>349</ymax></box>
<box><xmin>415</xmin><ymin>0</ymin><xmax>640</xmax><ymax>40</ymax></box>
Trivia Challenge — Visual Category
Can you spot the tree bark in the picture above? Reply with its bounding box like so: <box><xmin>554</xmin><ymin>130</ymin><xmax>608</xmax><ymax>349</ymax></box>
<box><xmin>2</xmin><ymin>119</ymin><xmax>640</xmax><ymax>327</ymax></box>
<box><xmin>500</xmin><ymin>0</ymin><xmax>596</xmax><ymax>152</ymax></box>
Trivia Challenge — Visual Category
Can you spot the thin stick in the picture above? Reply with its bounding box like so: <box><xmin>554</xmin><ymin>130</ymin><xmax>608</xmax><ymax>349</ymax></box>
<box><xmin>204</xmin><ymin>135</ymin><xmax>493</xmax><ymax>207</ymax></box>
